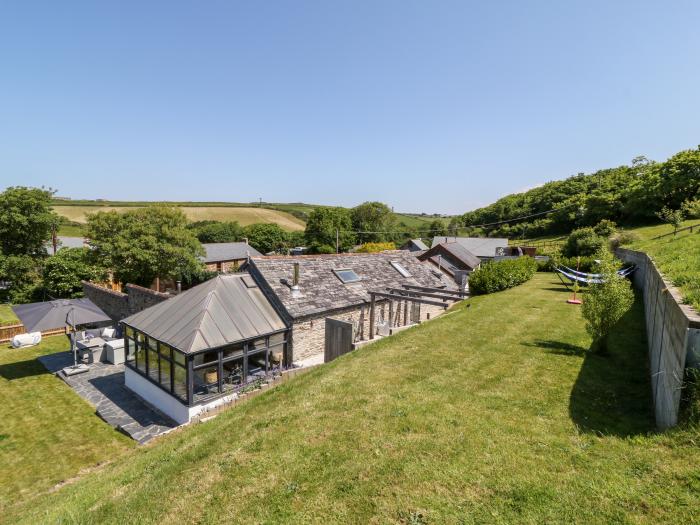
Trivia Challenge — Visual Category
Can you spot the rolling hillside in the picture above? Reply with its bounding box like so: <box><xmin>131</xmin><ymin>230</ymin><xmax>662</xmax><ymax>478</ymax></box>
<box><xmin>4</xmin><ymin>275</ymin><xmax>699</xmax><ymax>523</ymax></box>
<box><xmin>53</xmin><ymin>205</ymin><xmax>306</xmax><ymax>231</ymax></box>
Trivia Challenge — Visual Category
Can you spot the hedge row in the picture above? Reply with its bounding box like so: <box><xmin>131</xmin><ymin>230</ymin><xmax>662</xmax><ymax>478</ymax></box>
<box><xmin>469</xmin><ymin>257</ymin><xmax>538</xmax><ymax>295</ymax></box>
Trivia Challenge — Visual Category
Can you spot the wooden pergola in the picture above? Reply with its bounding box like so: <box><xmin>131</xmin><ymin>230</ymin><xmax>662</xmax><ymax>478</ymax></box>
<box><xmin>367</xmin><ymin>285</ymin><xmax>466</xmax><ymax>339</ymax></box>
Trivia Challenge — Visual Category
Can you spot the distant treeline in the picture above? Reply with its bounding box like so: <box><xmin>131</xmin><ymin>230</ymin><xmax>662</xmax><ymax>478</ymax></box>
<box><xmin>458</xmin><ymin>147</ymin><xmax>700</xmax><ymax>237</ymax></box>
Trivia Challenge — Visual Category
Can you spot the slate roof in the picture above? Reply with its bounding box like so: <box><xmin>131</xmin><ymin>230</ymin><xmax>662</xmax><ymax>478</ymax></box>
<box><xmin>122</xmin><ymin>274</ymin><xmax>286</xmax><ymax>354</ymax></box>
<box><xmin>401</xmin><ymin>238</ymin><xmax>428</xmax><ymax>251</ymax></box>
<box><xmin>418</xmin><ymin>242</ymin><xmax>481</xmax><ymax>274</ymax></box>
<box><xmin>430</xmin><ymin>236</ymin><xmax>509</xmax><ymax>259</ymax></box>
<box><xmin>248</xmin><ymin>251</ymin><xmax>454</xmax><ymax>320</ymax></box>
<box><xmin>201</xmin><ymin>242</ymin><xmax>262</xmax><ymax>263</ymax></box>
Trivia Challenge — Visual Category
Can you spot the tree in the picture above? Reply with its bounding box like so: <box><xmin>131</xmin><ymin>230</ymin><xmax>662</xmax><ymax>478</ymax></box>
<box><xmin>350</xmin><ymin>202</ymin><xmax>396</xmax><ymax>243</ymax></box>
<box><xmin>42</xmin><ymin>248</ymin><xmax>107</xmax><ymax>298</ymax></box>
<box><xmin>188</xmin><ymin>220</ymin><xmax>243</xmax><ymax>243</ymax></box>
<box><xmin>0</xmin><ymin>186</ymin><xmax>59</xmax><ymax>256</ymax></box>
<box><xmin>243</xmin><ymin>223</ymin><xmax>288</xmax><ymax>254</ymax></box>
<box><xmin>656</xmin><ymin>206</ymin><xmax>685</xmax><ymax>235</ymax></box>
<box><xmin>593</xmin><ymin>219</ymin><xmax>617</xmax><ymax>238</ymax></box>
<box><xmin>581</xmin><ymin>250</ymin><xmax>634</xmax><ymax>353</ymax></box>
<box><xmin>304</xmin><ymin>207</ymin><xmax>355</xmax><ymax>253</ymax></box>
<box><xmin>86</xmin><ymin>206</ymin><xmax>204</xmax><ymax>286</ymax></box>
<box><xmin>562</xmin><ymin>227</ymin><xmax>606</xmax><ymax>257</ymax></box>
<box><xmin>0</xmin><ymin>254</ymin><xmax>43</xmax><ymax>303</ymax></box>
<box><xmin>681</xmin><ymin>198</ymin><xmax>700</xmax><ymax>220</ymax></box>
<box><xmin>427</xmin><ymin>219</ymin><xmax>447</xmax><ymax>237</ymax></box>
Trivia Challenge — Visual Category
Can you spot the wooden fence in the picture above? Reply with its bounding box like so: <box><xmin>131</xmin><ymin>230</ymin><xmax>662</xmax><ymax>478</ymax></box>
<box><xmin>650</xmin><ymin>222</ymin><xmax>700</xmax><ymax>241</ymax></box>
<box><xmin>0</xmin><ymin>324</ymin><xmax>67</xmax><ymax>344</ymax></box>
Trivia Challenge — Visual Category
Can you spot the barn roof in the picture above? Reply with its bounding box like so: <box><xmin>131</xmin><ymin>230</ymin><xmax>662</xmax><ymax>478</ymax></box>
<box><xmin>418</xmin><ymin>242</ymin><xmax>481</xmax><ymax>274</ymax></box>
<box><xmin>430</xmin><ymin>236</ymin><xmax>509</xmax><ymax>258</ymax></box>
<box><xmin>201</xmin><ymin>242</ymin><xmax>261</xmax><ymax>263</ymax></box>
<box><xmin>248</xmin><ymin>251</ymin><xmax>453</xmax><ymax>320</ymax></box>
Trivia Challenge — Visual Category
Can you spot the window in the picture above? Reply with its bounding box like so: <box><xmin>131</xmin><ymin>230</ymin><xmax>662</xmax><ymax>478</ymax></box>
<box><xmin>333</xmin><ymin>268</ymin><xmax>361</xmax><ymax>283</ymax></box>
<box><xmin>241</xmin><ymin>275</ymin><xmax>258</xmax><ymax>288</ymax></box>
<box><xmin>390</xmin><ymin>261</ymin><xmax>412</xmax><ymax>278</ymax></box>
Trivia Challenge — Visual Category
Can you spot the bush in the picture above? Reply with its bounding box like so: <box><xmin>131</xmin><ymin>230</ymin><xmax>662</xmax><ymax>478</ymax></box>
<box><xmin>468</xmin><ymin>257</ymin><xmax>538</xmax><ymax>295</ymax></box>
<box><xmin>356</xmin><ymin>242</ymin><xmax>396</xmax><ymax>253</ymax></box>
<box><xmin>608</xmin><ymin>230</ymin><xmax>640</xmax><ymax>250</ymax></box>
<box><xmin>593</xmin><ymin>219</ymin><xmax>617</xmax><ymax>237</ymax></box>
<box><xmin>581</xmin><ymin>250</ymin><xmax>634</xmax><ymax>353</ymax></box>
<box><xmin>539</xmin><ymin>255</ymin><xmax>600</xmax><ymax>273</ymax></box>
<box><xmin>562</xmin><ymin>227</ymin><xmax>606</xmax><ymax>257</ymax></box>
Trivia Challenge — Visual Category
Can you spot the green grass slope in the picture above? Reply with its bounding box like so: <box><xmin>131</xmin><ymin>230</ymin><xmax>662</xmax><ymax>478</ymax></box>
<box><xmin>0</xmin><ymin>337</ymin><xmax>134</xmax><ymax>516</ymax></box>
<box><xmin>0</xmin><ymin>305</ymin><xmax>19</xmax><ymax>326</ymax></box>
<box><xmin>5</xmin><ymin>275</ymin><xmax>700</xmax><ymax>524</ymax></box>
<box><xmin>629</xmin><ymin>222</ymin><xmax>700</xmax><ymax>312</ymax></box>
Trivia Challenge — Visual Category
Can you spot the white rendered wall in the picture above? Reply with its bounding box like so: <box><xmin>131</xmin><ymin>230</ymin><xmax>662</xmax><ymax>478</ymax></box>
<box><xmin>125</xmin><ymin>367</ymin><xmax>239</xmax><ymax>425</ymax></box>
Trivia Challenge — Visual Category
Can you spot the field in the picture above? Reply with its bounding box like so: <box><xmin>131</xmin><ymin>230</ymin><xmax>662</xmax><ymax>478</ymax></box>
<box><xmin>53</xmin><ymin>205</ymin><xmax>306</xmax><ymax>231</ymax></box>
<box><xmin>4</xmin><ymin>274</ymin><xmax>699</xmax><ymax>524</ymax></box>
<box><xmin>0</xmin><ymin>305</ymin><xmax>18</xmax><ymax>326</ymax></box>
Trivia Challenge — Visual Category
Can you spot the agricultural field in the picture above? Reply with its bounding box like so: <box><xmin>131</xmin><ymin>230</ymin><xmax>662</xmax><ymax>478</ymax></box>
<box><xmin>53</xmin><ymin>205</ymin><xmax>306</xmax><ymax>231</ymax></box>
<box><xmin>4</xmin><ymin>274</ymin><xmax>699</xmax><ymax>524</ymax></box>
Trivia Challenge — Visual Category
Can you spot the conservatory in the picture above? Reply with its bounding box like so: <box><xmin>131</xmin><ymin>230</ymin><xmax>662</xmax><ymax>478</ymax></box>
<box><xmin>121</xmin><ymin>273</ymin><xmax>289</xmax><ymax>424</ymax></box>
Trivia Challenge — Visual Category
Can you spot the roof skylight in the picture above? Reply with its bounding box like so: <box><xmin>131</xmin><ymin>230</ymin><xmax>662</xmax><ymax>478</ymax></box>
<box><xmin>390</xmin><ymin>261</ymin><xmax>412</xmax><ymax>278</ymax></box>
<box><xmin>333</xmin><ymin>268</ymin><xmax>361</xmax><ymax>284</ymax></box>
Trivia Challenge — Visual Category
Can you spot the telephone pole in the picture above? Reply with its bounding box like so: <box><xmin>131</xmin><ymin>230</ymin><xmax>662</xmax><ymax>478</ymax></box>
<box><xmin>336</xmin><ymin>228</ymin><xmax>339</xmax><ymax>254</ymax></box>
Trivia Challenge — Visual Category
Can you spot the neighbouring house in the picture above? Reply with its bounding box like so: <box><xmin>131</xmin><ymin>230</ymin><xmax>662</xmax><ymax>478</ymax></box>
<box><xmin>201</xmin><ymin>241</ymin><xmax>262</xmax><ymax>273</ymax></box>
<box><xmin>121</xmin><ymin>273</ymin><xmax>289</xmax><ymax>424</ymax></box>
<box><xmin>417</xmin><ymin>242</ymin><xmax>481</xmax><ymax>284</ymax></box>
<box><xmin>246</xmin><ymin>251</ymin><xmax>456</xmax><ymax>362</ymax></box>
<box><xmin>430</xmin><ymin>236</ymin><xmax>509</xmax><ymax>261</ymax></box>
<box><xmin>400</xmin><ymin>238</ymin><xmax>429</xmax><ymax>253</ymax></box>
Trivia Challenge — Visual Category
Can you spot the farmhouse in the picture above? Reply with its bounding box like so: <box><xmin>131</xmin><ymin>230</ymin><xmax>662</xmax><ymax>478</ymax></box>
<box><xmin>201</xmin><ymin>241</ymin><xmax>261</xmax><ymax>273</ymax></box>
<box><xmin>431</xmin><ymin>236</ymin><xmax>509</xmax><ymax>261</ymax></box>
<box><xmin>247</xmin><ymin>251</ymin><xmax>456</xmax><ymax>362</ymax></box>
<box><xmin>121</xmin><ymin>273</ymin><xmax>288</xmax><ymax>424</ymax></box>
<box><xmin>417</xmin><ymin>241</ymin><xmax>481</xmax><ymax>284</ymax></box>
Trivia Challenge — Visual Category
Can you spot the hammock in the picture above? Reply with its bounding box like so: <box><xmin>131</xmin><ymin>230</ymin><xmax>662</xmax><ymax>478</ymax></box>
<box><xmin>554</xmin><ymin>265</ymin><xmax>637</xmax><ymax>289</ymax></box>
<box><xmin>561</xmin><ymin>265</ymin><xmax>637</xmax><ymax>279</ymax></box>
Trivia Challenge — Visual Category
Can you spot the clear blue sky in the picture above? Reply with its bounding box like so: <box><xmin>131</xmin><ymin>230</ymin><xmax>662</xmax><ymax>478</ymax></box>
<box><xmin>1</xmin><ymin>1</ymin><xmax>699</xmax><ymax>214</ymax></box>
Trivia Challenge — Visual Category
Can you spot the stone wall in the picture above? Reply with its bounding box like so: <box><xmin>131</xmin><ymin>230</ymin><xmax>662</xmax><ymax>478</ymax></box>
<box><xmin>204</xmin><ymin>259</ymin><xmax>244</xmax><ymax>273</ymax></box>
<box><xmin>82</xmin><ymin>281</ymin><xmax>172</xmax><ymax>321</ymax></box>
<box><xmin>291</xmin><ymin>300</ymin><xmax>447</xmax><ymax>362</ymax></box>
<box><xmin>616</xmin><ymin>248</ymin><xmax>700</xmax><ymax>429</ymax></box>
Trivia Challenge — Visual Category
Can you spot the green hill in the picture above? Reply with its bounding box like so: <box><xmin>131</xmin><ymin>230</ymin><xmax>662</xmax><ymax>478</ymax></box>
<box><xmin>4</xmin><ymin>274</ymin><xmax>699</xmax><ymax>523</ymax></box>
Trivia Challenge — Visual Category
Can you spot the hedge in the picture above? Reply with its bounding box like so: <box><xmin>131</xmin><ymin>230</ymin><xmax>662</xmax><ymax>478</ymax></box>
<box><xmin>537</xmin><ymin>256</ymin><xmax>600</xmax><ymax>273</ymax></box>
<box><xmin>469</xmin><ymin>257</ymin><xmax>538</xmax><ymax>295</ymax></box>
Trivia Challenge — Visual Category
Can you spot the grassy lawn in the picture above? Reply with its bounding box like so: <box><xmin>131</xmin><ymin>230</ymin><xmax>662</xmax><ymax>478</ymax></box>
<box><xmin>0</xmin><ymin>337</ymin><xmax>134</xmax><ymax>516</ymax></box>
<box><xmin>0</xmin><ymin>305</ymin><xmax>19</xmax><ymax>326</ymax></box>
<box><xmin>4</xmin><ymin>274</ymin><xmax>699</xmax><ymax>524</ymax></box>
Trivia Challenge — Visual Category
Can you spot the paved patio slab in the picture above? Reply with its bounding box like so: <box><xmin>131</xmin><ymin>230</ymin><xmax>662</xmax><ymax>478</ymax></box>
<box><xmin>39</xmin><ymin>352</ymin><xmax>178</xmax><ymax>444</ymax></box>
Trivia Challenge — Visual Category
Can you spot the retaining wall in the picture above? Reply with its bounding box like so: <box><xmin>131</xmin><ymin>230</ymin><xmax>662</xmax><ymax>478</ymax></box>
<box><xmin>82</xmin><ymin>281</ymin><xmax>172</xmax><ymax>321</ymax></box>
<box><xmin>616</xmin><ymin>248</ymin><xmax>700</xmax><ymax>429</ymax></box>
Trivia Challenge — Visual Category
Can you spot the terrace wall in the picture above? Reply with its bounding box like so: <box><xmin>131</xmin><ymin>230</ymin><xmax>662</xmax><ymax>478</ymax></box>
<box><xmin>616</xmin><ymin>248</ymin><xmax>700</xmax><ymax>429</ymax></box>
<box><xmin>81</xmin><ymin>281</ymin><xmax>172</xmax><ymax>321</ymax></box>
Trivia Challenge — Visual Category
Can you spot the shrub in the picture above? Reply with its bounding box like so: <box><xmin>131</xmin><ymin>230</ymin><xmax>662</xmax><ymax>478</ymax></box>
<box><xmin>593</xmin><ymin>219</ymin><xmax>617</xmax><ymax>237</ymax></box>
<box><xmin>356</xmin><ymin>242</ymin><xmax>396</xmax><ymax>253</ymax></box>
<box><xmin>562</xmin><ymin>227</ymin><xmax>606</xmax><ymax>257</ymax></box>
<box><xmin>468</xmin><ymin>257</ymin><xmax>538</xmax><ymax>295</ymax></box>
<box><xmin>581</xmin><ymin>250</ymin><xmax>634</xmax><ymax>353</ymax></box>
<box><xmin>608</xmin><ymin>230</ymin><xmax>640</xmax><ymax>250</ymax></box>
<box><xmin>681</xmin><ymin>198</ymin><xmax>700</xmax><ymax>219</ymax></box>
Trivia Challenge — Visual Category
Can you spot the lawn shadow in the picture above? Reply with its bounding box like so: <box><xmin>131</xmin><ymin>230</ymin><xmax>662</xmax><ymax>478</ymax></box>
<box><xmin>524</xmin><ymin>339</ymin><xmax>587</xmax><ymax>357</ymax></box>
<box><xmin>568</xmin><ymin>297</ymin><xmax>654</xmax><ymax>437</ymax></box>
<box><xmin>0</xmin><ymin>358</ymin><xmax>50</xmax><ymax>380</ymax></box>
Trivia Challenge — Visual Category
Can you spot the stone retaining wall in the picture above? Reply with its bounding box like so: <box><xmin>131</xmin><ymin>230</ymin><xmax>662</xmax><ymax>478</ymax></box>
<box><xmin>82</xmin><ymin>281</ymin><xmax>172</xmax><ymax>321</ymax></box>
<box><xmin>616</xmin><ymin>248</ymin><xmax>700</xmax><ymax>429</ymax></box>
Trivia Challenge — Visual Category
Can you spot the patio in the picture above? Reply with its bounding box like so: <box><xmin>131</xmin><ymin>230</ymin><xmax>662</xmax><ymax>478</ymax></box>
<box><xmin>39</xmin><ymin>352</ymin><xmax>177</xmax><ymax>444</ymax></box>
